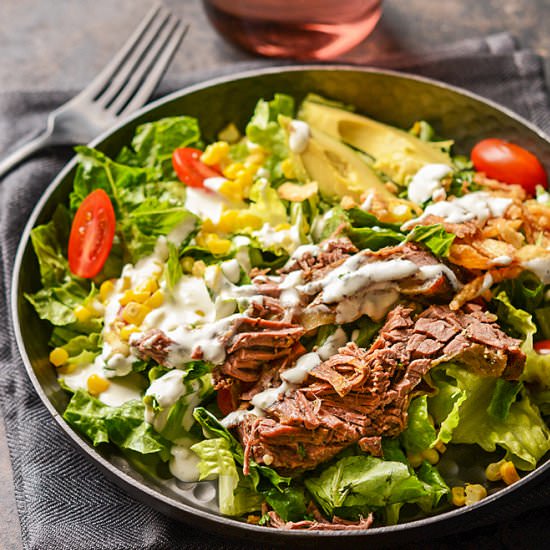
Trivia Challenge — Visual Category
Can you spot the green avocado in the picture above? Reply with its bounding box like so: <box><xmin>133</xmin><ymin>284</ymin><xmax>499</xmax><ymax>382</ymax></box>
<box><xmin>280</xmin><ymin>116</ymin><xmax>393</xmax><ymax>202</ymax></box>
<box><xmin>298</xmin><ymin>98</ymin><xmax>452</xmax><ymax>184</ymax></box>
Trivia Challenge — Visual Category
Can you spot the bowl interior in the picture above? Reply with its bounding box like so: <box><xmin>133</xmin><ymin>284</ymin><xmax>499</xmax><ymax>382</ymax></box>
<box><xmin>13</xmin><ymin>67</ymin><xmax>550</xmax><ymax>544</ymax></box>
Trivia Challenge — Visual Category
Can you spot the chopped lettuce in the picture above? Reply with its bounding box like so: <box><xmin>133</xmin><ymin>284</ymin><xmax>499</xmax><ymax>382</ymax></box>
<box><xmin>63</xmin><ymin>390</ymin><xmax>169</xmax><ymax>457</ymax></box>
<box><xmin>406</xmin><ymin>224</ymin><xmax>455</xmax><ymax>257</ymax></box>
<box><xmin>401</xmin><ymin>396</ymin><xmax>437</xmax><ymax>454</ymax></box>
<box><xmin>247</xmin><ymin>179</ymin><xmax>288</xmax><ymax>228</ymax></box>
<box><xmin>246</xmin><ymin>94</ymin><xmax>295</xmax><ymax>181</ymax></box>
<box><xmin>263</xmin><ymin>485</ymin><xmax>308</xmax><ymax>522</ymax></box>
<box><xmin>429</xmin><ymin>364</ymin><xmax>550</xmax><ymax>470</ymax></box>
<box><xmin>191</xmin><ymin>438</ymin><xmax>262</xmax><ymax>516</ymax></box>
<box><xmin>304</xmin><ymin>454</ymin><xmax>434</xmax><ymax>520</ymax></box>
<box><xmin>487</xmin><ymin>379</ymin><xmax>523</xmax><ymax>421</ymax></box>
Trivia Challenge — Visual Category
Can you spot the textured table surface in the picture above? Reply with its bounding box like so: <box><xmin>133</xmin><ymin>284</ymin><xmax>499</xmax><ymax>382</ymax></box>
<box><xmin>1</xmin><ymin>1</ymin><xmax>550</xmax><ymax>548</ymax></box>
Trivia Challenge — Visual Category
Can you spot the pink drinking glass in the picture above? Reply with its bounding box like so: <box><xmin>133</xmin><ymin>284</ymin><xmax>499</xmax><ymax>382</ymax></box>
<box><xmin>202</xmin><ymin>0</ymin><xmax>383</xmax><ymax>60</ymax></box>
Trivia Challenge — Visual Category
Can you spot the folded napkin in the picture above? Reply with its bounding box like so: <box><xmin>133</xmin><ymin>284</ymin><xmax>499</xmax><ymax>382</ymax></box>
<box><xmin>1</xmin><ymin>32</ymin><xmax>550</xmax><ymax>550</ymax></box>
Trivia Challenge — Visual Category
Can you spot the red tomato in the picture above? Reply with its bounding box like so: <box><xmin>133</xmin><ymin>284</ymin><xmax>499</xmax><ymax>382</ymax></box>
<box><xmin>68</xmin><ymin>189</ymin><xmax>116</xmax><ymax>279</ymax></box>
<box><xmin>216</xmin><ymin>387</ymin><xmax>236</xmax><ymax>416</ymax></box>
<box><xmin>471</xmin><ymin>138</ymin><xmax>547</xmax><ymax>196</ymax></box>
<box><xmin>534</xmin><ymin>340</ymin><xmax>550</xmax><ymax>355</ymax></box>
<box><xmin>172</xmin><ymin>147</ymin><xmax>221</xmax><ymax>189</ymax></box>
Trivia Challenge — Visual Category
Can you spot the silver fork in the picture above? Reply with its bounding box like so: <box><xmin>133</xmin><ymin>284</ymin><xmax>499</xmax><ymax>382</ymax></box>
<box><xmin>0</xmin><ymin>3</ymin><xmax>187</xmax><ymax>178</ymax></box>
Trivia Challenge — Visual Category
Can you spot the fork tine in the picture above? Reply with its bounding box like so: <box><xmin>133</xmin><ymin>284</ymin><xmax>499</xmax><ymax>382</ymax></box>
<box><xmin>97</xmin><ymin>7</ymin><xmax>171</xmax><ymax>107</ymax></box>
<box><xmin>109</xmin><ymin>17</ymin><xmax>186</xmax><ymax>116</ymax></box>
<box><xmin>77</xmin><ymin>2</ymin><xmax>164</xmax><ymax>100</ymax></box>
<box><xmin>118</xmin><ymin>22</ymin><xmax>188</xmax><ymax>116</ymax></box>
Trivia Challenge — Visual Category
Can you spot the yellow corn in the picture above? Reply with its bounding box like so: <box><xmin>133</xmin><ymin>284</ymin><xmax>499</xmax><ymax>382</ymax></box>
<box><xmin>234</xmin><ymin>167</ymin><xmax>254</xmax><ymax>189</ymax></box>
<box><xmin>451</xmin><ymin>486</ymin><xmax>466</xmax><ymax>507</ymax></box>
<box><xmin>119</xmin><ymin>324</ymin><xmax>139</xmax><ymax>341</ymax></box>
<box><xmin>49</xmin><ymin>347</ymin><xmax>69</xmax><ymax>367</ymax></box>
<box><xmin>136</xmin><ymin>278</ymin><xmax>158</xmax><ymax>294</ymax></box>
<box><xmin>201</xmin><ymin>218</ymin><xmax>217</xmax><ymax>233</ymax></box>
<box><xmin>217</xmin><ymin>210</ymin><xmax>240</xmax><ymax>234</ymax></box>
<box><xmin>218</xmin><ymin>179</ymin><xmax>245</xmax><ymax>202</ymax></box>
<box><xmin>464</xmin><ymin>484</ymin><xmax>487</xmax><ymax>505</ymax></box>
<box><xmin>434</xmin><ymin>441</ymin><xmax>447</xmax><ymax>454</ymax></box>
<box><xmin>421</xmin><ymin>448</ymin><xmax>440</xmax><ymax>465</ymax></box>
<box><xmin>500</xmin><ymin>461</ymin><xmax>520</xmax><ymax>485</ymax></box>
<box><xmin>119</xmin><ymin>289</ymin><xmax>150</xmax><ymax>306</ymax></box>
<box><xmin>180</xmin><ymin>256</ymin><xmax>195</xmax><ymax>273</ymax></box>
<box><xmin>121</xmin><ymin>302</ymin><xmax>151</xmax><ymax>325</ymax></box>
<box><xmin>74</xmin><ymin>305</ymin><xmax>95</xmax><ymax>323</ymax></box>
<box><xmin>87</xmin><ymin>374</ymin><xmax>110</xmax><ymax>396</ymax></box>
<box><xmin>485</xmin><ymin>459</ymin><xmax>505</xmax><ymax>482</ymax></box>
<box><xmin>407</xmin><ymin>453</ymin><xmax>423</xmax><ymax>468</ymax></box>
<box><xmin>217</xmin><ymin>123</ymin><xmax>241</xmax><ymax>144</ymax></box>
<box><xmin>204</xmin><ymin>233</ymin><xmax>232</xmax><ymax>255</ymax></box>
<box><xmin>144</xmin><ymin>289</ymin><xmax>164</xmax><ymax>309</ymax></box>
<box><xmin>236</xmin><ymin>211</ymin><xmax>262</xmax><ymax>230</ymax></box>
<box><xmin>201</xmin><ymin>141</ymin><xmax>230</xmax><ymax>165</ymax></box>
<box><xmin>57</xmin><ymin>363</ymin><xmax>77</xmax><ymax>375</ymax></box>
<box><xmin>223</xmin><ymin>161</ymin><xmax>245</xmax><ymax>180</ymax></box>
<box><xmin>99</xmin><ymin>280</ymin><xmax>115</xmax><ymax>302</ymax></box>
<box><xmin>275</xmin><ymin>223</ymin><xmax>291</xmax><ymax>231</ymax></box>
<box><xmin>121</xmin><ymin>276</ymin><xmax>132</xmax><ymax>290</ymax></box>
<box><xmin>281</xmin><ymin>158</ymin><xmax>295</xmax><ymax>179</ymax></box>
<box><xmin>192</xmin><ymin>260</ymin><xmax>206</xmax><ymax>278</ymax></box>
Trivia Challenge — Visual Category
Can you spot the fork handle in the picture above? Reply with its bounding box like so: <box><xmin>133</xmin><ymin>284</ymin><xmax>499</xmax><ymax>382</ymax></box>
<box><xmin>0</xmin><ymin>131</ymin><xmax>56</xmax><ymax>179</ymax></box>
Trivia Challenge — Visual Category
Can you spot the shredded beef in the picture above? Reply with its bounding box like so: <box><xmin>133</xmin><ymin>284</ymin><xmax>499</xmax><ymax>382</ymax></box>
<box><xmin>236</xmin><ymin>304</ymin><xmax>525</xmax><ymax>474</ymax></box>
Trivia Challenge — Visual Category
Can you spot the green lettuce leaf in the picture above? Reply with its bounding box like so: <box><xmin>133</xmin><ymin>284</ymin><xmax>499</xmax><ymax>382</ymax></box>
<box><xmin>415</xmin><ymin>461</ymin><xmax>450</xmax><ymax>511</ymax></box>
<box><xmin>191</xmin><ymin>437</ymin><xmax>263</xmax><ymax>516</ymax></box>
<box><xmin>246</xmin><ymin>94</ymin><xmax>295</xmax><ymax>181</ymax></box>
<box><xmin>193</xmin><ymin>407</ymin><xmax>290</xmax><ymax>491</ymax></box>
<box><xmin>63</xmin><ymin>390</ymin><xmax>169</xmax><ymax>457</ymax></box>
<box><xmin>487</xmin><ymin>379</ymin><xmax>523</xmax><ymax>421</ymax></box>
<box><xmin>164</xmin><ymin>241</ymin><xmax>183</xmax><ymax>290</ymax></box>
<box><xmin>401</xmin><ymin>396</ymin><xmax>437</xmax><ymax>454</ymax></box>
<box><xmin>304</xmin><ymin>455</ymin><xmax>429</xmax><ymax>519</ymax></box>
<box><xmin>494</xmin><ymin>271</ymin><xmax>544</xmax><ymax>312</ymax></box>
<box><xmin>248</xmin><ymin>179</ymin><xmax>288</xmax><ymax>227</ymax></box>
<box><xmin>348</xmin><ymin>226</ymin><xmax>403</xmax><ymax>251</ymax></box>
<box><xmin>117</xmin><ymin>116</ymin><xmax>201</xmax><ymax>178</ymax></box>
<box><xmin>263</xmin><ymin>486</ymin><xmax>308</xmax><ymax>522</ymax></box>
<box><xmin>406</xmin><ymin>224</ymin><xmax>455</xmax><ymax>257</ymax></box>
<box><xmin>430</xmin><ymin>365</ymin><xmax>550</xmax><ymax>470</ymax></box>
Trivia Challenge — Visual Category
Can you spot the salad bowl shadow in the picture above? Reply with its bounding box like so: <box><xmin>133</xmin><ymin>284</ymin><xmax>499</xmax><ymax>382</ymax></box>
<box><xmin>12</xmin><ymin>66</ymin><xmax>550</xmax><ymax>547</ymax></box>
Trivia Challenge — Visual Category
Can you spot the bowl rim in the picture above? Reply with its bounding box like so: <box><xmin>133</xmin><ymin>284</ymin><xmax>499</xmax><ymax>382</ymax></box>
<box><xmin>11</xmin><ymin>64</ymin><xmax>550</xmax><ymax>541</ymax></box>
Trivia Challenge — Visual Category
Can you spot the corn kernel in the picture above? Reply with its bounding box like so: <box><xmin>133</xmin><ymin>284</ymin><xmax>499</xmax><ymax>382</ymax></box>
<box><xmin>217</xmin><ymin>123</ymin><xmax>241</xmax><ymax>144</ymax></box>
<box><xmin>99</xmin><ymin>280</ymin><xmax>115</xmax><ymax>302</ymax></box>
<box><xmin>218</xmin><ymin>179</ymin><xmax>245</xmax><ymax>202</ymax></box>
<box><xmin>464</xmin><ymin>484</ymin><xmax>487</xmax><ymax>505</ymax></box>
<box><xmin>121</xmin><ymin>302</ymin><xmax>151</xmax><ymax>325</ymax></box>
<box><xmin>407</xmin><ymin>453</ymin><xmax>423</xmax><ymax>468</ymax></box>
<box><xmin>87</xmin><ymin>374</ymin><xmax>110</xmax><ymax>396</ymax></box>
<box><xmin>144</xmin><ymin>289</ymin><xmax>164</xmax><ymax>309</ymax></box>
<box><xmin>485</xmin><ymin>459</ymin><xmax>505</xmax><ymax>482</ymax></box>
<box><xmin>205</xmin><ymin>234</ymin><xmax>232</xmax><ymax>255</ymax></box>
<box><xmin>57</xmin><ymin>363</ymin><xmax>77</xmax><ymax>375</ymax></box>
<box><xmin>234</xmin><ymin>168</ymin><xmax>253</xmax><ymax>188</ymax></box>
<box><xmin>434</xmin><ymin>441</ymin><xmax>447</xmax><ymax>454</ymax></box>
<box><xmin>121</xmin><ymin>276</ymin><xmax>131</xmax><ymax>290</ymax></box>
<box><xmin>281</xmin><ymin>158</ymin><xmax>295</xmax><ymax>179</ymax></box>
<box><xmin>74</xmin><ymin>305</ymin><xmax>94</xmax><ymax>323</ymax></box>
<box><xmin>451</xmin><ymin>486</ymin><xmax>466</xmax><ymax>507</ymax></box>
<box><xmin>421</xmin><ymin>448</ymin><xmax>440</xmax><ymax>465</ymax></box>
<box><xmin>201</xmin><ymin>141</ymin><xmax>230</xmax><ymax>165</ymax></box>
<box><xmin>245</xmin><ymin>151</ymin><xmax>265</xmax><ymax>166</ymax></box>
<box><xmin>500</xmin><ymin>461</ymin><xmax>520</xmax><ymax>485</ymax></box>
<box><xmin>217</xmin><ymin>210</ymin><xmax>240</xmax><ymax>233</ymax></box>
<box><xmin>223</xmin><ymin>162</ymin><xmax>244</xmax><ymax>180</ymax></box>
<box><xmin>136</xmin><ymin>278</ymin><xmax>158</xmax><ymax>294</ymax></box>
<box><xmin>119</xmin><ymin>324</ymin><xmax>139</xmax><ymax>341</ymax></box>
<box><xmin>192</xmin><ymin>260</ymin><xmax>206</xmax><ymax>278</ymax></box>
<box><xmin>201</xmin><ymin>218</ymin><xmax>217</xmax><ymax>233</ymax></box>
<box><xmin>119</xmin><ymin>289</ymin><xmax>150</xmax><ymax>306</ymax></box>
<box><xmin>49</xmin><ymin>347</ymin><xmax>69</xmax><ymax>367</ymax></box>
<box><xmin>275</xmin><ymin>223</ymin><xmax>291</xmax><ymax>231</ymax></box>
<box><xmin>236</xmin><ymin>211</ymin><xmax>262</xmax><ymax>230</ymax></box>
<box><xmin>180</xmin><ymin>256</ymin><xmax>195</xmax><ymax>273</ymax></box>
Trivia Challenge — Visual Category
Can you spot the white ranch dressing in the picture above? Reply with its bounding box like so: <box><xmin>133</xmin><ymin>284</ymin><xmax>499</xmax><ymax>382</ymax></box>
<box><xmin>360</xmin><ymin>191</ymin><xmax>375</xmax><ymax>212</ymax></box>
<box><xmin>280</xmin><ymin>352</ymin><xmax>321</xmax><ymax>385</ymax></box>
<box><xmin>402</xmin><ymin>192</ymin><xmax>513</xmax><ymax>229</ymax></box>
<box><xmin>407</xmin><ymin>164</ymin><xmax>451</xmax><ymax>205</ymax></box>
<box><xmin>166</xmin><ymin>216</ymin><xmax>196</xmax><ymax>246</ymax></box>
<box><xmin>169</xmin><ymin>438</ymin><xmax>201</xmax><ymax>482</ymax></box>
<box><xmin>418</xmin><ymin>264</ymin><xmax>461</xmax><ymax>291</ymax></box>
<box><xmin>288</xmin><ymin>119</ymin><xmax>310</xmax><ymax>153</ymax></box>
<box><xmin>316</xmin><ymin>327</ymin><xmax>347</xmax><ymax>359</ymax></box>
<box><xmin>184</xmin><ymin>187</ymin><xmax>226</xmax><ymax>223</ymax></box>
<box><xmin>253</xmin><ymin>223</ymin><xmax>305</xmax><ymax>255</ymax></box>
<box><xmin>522</xmin><ymin>257</ymin><xmax>550</xmax><ymax>284</ymax></box>
<box><xmin>202</xmin><ymin>176</ymin><xmax>228</xmax><ymax>194</ymax></box>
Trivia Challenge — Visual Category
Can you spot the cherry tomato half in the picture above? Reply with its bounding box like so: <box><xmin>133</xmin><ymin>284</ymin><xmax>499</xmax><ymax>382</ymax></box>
<box><xmin>534</xmin><ymin>340</ymin><xmax>550</xmax><ymax>355</ymax></box>
<box><xmin>216</xmin><ymin>386</ymin><xmax>236</xmax><ymax>416</ymax></box>
<box><xmin>172</xmin><ymin>147</ymin><xmax>221</xmax><ymax>189</ymax></box>
<box><xmin>471</xmin><ymin>138</ymin><xmax>547</xmax><ymax>196</ymax></box>
<box><xmin>68</xmin><ymin>189</ymin><xmax>116</xmax><ymax>279</ymax></box>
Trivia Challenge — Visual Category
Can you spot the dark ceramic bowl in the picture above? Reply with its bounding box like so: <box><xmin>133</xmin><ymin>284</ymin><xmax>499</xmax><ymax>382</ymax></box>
<box><xmin>11</xmin><ymin>66</ymin><xmax>550</xmax><ymax>547</ymax></box>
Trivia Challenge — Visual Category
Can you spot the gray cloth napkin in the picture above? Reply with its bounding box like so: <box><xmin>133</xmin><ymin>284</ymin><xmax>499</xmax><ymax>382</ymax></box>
<box><xmin>1</xmin><ymin>33</ymin><xmax>550</xmax><ymax>550</ymax></box>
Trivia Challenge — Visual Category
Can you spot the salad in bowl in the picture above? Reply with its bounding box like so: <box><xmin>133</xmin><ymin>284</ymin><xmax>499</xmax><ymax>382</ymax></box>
<box><xmin>26</xmin><ymin>92</ymin><xmax>550</xmax><ymax>530</ymax></box>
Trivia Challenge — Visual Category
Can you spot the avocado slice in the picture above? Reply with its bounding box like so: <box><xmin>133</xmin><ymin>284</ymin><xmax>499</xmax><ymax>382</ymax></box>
<box><xmin>298</xmin><ymin>99</ymin><xmax>452</xmax><ymax>184</ymax></box>
<box><xmin>281</xmin><ymin>116</ymin><xmax>394</xmax><ymax>202</ymax></box>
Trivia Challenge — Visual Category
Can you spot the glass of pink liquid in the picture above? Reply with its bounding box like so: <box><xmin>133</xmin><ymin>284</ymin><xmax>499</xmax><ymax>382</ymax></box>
<box><xmin>202</xmin><ymin>0</ymin><xmax>383</xmax><ymax>60</ymax></box>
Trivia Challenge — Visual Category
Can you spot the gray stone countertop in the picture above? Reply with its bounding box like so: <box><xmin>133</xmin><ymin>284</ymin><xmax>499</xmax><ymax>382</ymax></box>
<box><xmin>1</xmin><ymin>0</ymin><xmax>550</xmax><ymax>548</ymax></box>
